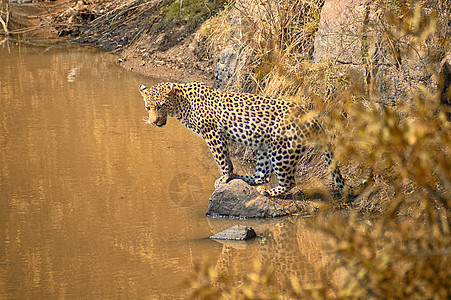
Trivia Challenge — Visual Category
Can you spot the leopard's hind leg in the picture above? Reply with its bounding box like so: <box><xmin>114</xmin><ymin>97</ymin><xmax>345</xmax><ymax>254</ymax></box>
<box><xmin>263</xmin><ymin>144</ymin><xmax>305</xmax><ymax>197</ymax></box>
<box><xmin>323</xmin><ymin>150</ymin><xmax>345</xmax><ymax>193</ymax></box>
<box><xmin>233</xmin><ymin>150</ymin><xmax>272</xmax><ymax>186</ymax></box>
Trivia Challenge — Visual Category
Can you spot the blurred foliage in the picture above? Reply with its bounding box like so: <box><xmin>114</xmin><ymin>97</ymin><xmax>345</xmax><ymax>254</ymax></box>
<box><xmin>320</xmin><ymin>3</ymin><xmax>451</xmax><ymax>296</ymax></box>
<box><xmin>187</xmin><ymin>0</ymin><xmax>450</xmax><ymax>298</ymax></box>
<box><xmin>187</xmin><ymin>259</ymin><xmax>281</xmax><ymax>299</ymax></box>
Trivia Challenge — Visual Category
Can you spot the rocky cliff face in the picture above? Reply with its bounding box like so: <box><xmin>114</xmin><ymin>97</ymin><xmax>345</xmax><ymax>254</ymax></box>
<box><xmin>313</xmin><ymin>0</ymin><xmax>369</xmax><ymax>65</ymax></box>
<box><xmin>213</xmin><ymin>0</ymin><xmax>449</xmax><ymax>105</ymax></box>
<box><xmin>311</xmin><ymin>0</ymin><xmax>449</xmax><ymax>105</ymax></box>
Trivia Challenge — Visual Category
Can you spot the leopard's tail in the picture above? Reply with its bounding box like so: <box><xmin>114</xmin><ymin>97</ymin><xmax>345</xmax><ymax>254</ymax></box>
<box><xmin>323</xmin><ymin>150</ymin><xmax>374</xmax><ymax>202</ymax></box>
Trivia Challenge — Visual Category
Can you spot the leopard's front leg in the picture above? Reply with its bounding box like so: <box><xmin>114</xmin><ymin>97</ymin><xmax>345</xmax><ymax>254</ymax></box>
<box><xmin>203</xmin><ymin>131</ymin><xmax>234</xmax><ymax>188</ymax></box>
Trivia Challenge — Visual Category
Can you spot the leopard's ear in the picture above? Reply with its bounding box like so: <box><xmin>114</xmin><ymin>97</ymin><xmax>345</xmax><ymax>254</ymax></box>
<box><xmin>139</xmin><ymin>84</ymin><xmax>149</xmax><ymax>98</ymax></box>
<box><xmin>167</xmin><ymin>82</ymin><xmax>177</xmax><ymax>95</ymax></box>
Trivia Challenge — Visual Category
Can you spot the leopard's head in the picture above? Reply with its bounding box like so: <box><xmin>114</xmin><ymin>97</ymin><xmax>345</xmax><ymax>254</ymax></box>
<box><xmin>139</xmin><ymin>82</ymin><xmax>177</xmax><ymax>127</ymax></box>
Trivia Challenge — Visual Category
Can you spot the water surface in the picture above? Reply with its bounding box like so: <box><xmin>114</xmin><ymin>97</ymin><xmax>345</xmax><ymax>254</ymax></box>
<box><xmin>0</xmin><ymin>42</ymin><xmax>332</xmax><ymax>298</ymax></box>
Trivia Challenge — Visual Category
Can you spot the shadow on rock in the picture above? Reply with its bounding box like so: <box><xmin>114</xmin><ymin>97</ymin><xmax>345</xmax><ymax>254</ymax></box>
<box><xmin>206</xmin><ymin>180</ymin><xmax>320</xmax><ymax>218</ymax></box>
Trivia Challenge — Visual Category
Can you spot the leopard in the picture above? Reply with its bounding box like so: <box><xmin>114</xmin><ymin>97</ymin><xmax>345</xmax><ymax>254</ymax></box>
<box><xmin>138</xmin><ymin>81</ymin><xmax>347</xmax><ymax>198</ymax></box>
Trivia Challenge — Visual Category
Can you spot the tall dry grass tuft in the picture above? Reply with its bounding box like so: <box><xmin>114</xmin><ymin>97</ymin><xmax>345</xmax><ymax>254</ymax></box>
<box><xmin>238</xmin><ymin>0</ymin><xmax>324</xmax><ymax>95</ymax></box>
<box><xmin>237</xmin><ymin>1</ymin><xmax>322</xmax><ymax>63</ymax></box>
<box><xmin>196</xmin><ymin>0</ymin><xmax>325</xmax><ymax>94</ymax></box>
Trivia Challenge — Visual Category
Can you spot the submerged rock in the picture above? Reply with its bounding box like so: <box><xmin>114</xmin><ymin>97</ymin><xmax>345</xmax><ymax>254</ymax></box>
<box><xmin>209</xmin><ymin>225</ymin><xmax>256</xmax><ymax>240</ymax></box>
<box><xmin>206</xmin><ymin>180</ymin><xmax>290</xmax><ymax>218</ymax></box>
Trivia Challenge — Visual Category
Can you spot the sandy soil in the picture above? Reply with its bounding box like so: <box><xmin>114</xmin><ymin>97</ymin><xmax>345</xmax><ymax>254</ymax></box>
<box><xmin>116</xmin><ymin>35</ymin><xmax>215</xmax><ymax>84</ymax></box>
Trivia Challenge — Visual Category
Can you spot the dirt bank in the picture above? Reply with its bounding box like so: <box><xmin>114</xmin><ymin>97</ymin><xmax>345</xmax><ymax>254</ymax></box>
<box><xmin>47</xmin><ymin>0</ymin><xmax>219</xmax><ymax>84</ymax></box>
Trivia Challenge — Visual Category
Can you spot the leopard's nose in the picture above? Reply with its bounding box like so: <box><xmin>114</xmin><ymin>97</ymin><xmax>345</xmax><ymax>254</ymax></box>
<box><xmin>140</xmin><ymin>84</ymin><xmax>148</xmax><ymax>91</ymax></box>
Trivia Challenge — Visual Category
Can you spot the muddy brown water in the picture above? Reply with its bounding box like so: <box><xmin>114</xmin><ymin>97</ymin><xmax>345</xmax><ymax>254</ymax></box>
<box><xmin>0</xmin><ymin>42</ymin><xmax>334</xmax><ymax>298</ymax></box>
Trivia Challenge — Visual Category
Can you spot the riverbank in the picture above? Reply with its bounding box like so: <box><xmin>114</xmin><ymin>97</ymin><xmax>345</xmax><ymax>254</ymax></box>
<box><xmin>50</xmin><ymin>0</ymin><xmax>219</xmax><ymax>84</ymax></box>
<box><xmin>1</xmin><ymin>0</ymin><xmax>217</xmax><ymax>83</ymax></box>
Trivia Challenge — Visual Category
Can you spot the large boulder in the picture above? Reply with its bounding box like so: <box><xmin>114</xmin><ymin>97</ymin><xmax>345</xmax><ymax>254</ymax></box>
<box><xmin>206</xmin><ymin>180</ymin><xmax>290</xmax><ymax>218</ymax></box>
<box><xmin>313</xmin><ymin>0</ymin><xmax>369</xmax><ymax>64</ymax></box>
<box><xmin>440</xmin><ymin>52</ymin><xmax>451</xmax><ymax>120</ymax></box>
<box><xmin>214</xmin><ymin>45</ymin><xmax>248</xmax><ymax>91</ymax></box>
<box><xmin>313</xmin><ymin>0</ymin><xmax>448</xmax><ymax>105</ymax></box>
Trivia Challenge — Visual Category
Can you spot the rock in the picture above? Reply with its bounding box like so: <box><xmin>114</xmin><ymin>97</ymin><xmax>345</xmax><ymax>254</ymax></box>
<box><xmin>313</xmin><ymin>0</ymin><xmax>369</xmax><ymax>64</ymax></box>
<box><xmin>214</xmin><ymin>45</ymin><xmax>254</xmax><ymax>92</ymax></box>
<box><xmin>440</xmin><ymin>52</ymin><xmax>451</xmax><ymax>120</ymax></box>
<box><xmin>313</xmin><ymin>0</ymin><xmax>368</xmax><ymax>64</ymax></box>
<box><xmin>313</xmin><ymin>0</ymin><xmax>447</xmax><ymax>106</ymax></box>
<box><xmin>214</xmin><ymin>45</ymin><xmax>243</xmax><ymax>90</ymax></box>
<box><xmin>213</xmin><ymin>0</ymin><xmax>255</xmax><ymax>92</ymax></box>
<box><xmin>209</xmin><ymin>225</ymin><xmax>257</xmax><ymax>240</ymax></box>
<box><xmin>206</xmin><ymin>180</ymin><xmax>290</xmax><ymax>218</ymax></box>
